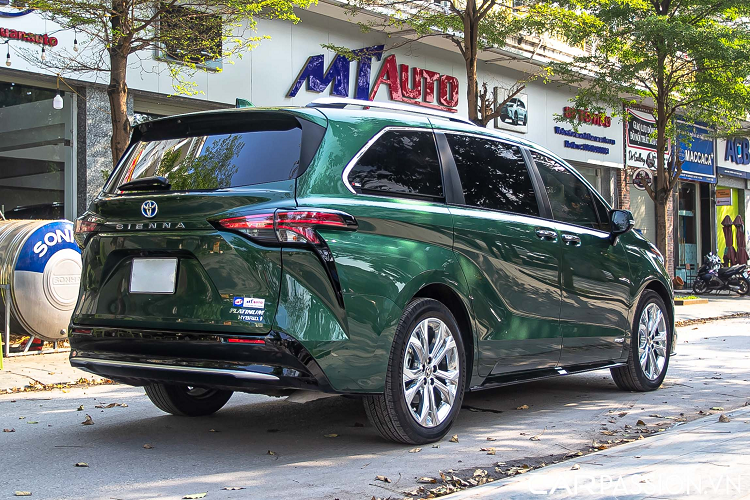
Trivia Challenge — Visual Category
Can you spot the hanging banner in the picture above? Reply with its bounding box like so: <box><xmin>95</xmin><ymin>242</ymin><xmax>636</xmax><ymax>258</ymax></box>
<box><xmin>677</xmin><ymin>122</ymin><xmax>716</xmax><ymax>183</ymax></box>
<box><xmin>625</xmin><ymin>107</ymin><xmax>669</xmax><ymax>170</ymax></box>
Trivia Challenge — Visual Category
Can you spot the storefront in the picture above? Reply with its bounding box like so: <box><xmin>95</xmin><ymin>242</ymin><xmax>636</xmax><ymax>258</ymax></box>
<box><xmin>1</xmin><ymin>5</ymin><xmax>624</xmax><ymax>222</ymax></box>
<box><xmin>674</xmin><ymin>122</ymin><xmax>716</xmax><ymax>283</ymax></box>
<box><xmin>716</xmin><ymin>137</ymin><xmax>750</xmax><ymax>265</ymax></box>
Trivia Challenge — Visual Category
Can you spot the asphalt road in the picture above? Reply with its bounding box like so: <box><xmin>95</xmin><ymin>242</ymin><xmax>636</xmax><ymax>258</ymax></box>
<box><xmin>2</xmin><ymin>319</ymin><xmax>749</xmax><ymax>500</ymax></box>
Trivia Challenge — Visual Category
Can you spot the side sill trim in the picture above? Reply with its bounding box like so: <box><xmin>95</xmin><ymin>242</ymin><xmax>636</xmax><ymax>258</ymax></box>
<box><xmin>71</xmin><ymin>357</ymin><xmax>280</xmax><ymax>381</ymax></box>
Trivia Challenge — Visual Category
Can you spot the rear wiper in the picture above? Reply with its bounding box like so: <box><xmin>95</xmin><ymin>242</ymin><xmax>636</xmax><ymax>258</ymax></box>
<box><xmin>118</xmin><ymin>176</ymin><xmax>171</xmax><ymax>192</ymax></box>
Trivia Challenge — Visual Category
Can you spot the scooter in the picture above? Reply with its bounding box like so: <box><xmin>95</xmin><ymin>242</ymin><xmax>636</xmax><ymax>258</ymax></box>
<box><xmin>692</xmin><ymin>253</ymin><xmax>750</xmax><ymax>295</ymax></box>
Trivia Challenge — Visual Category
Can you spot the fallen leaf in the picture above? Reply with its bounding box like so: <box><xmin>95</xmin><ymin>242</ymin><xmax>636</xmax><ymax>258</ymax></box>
<box><xmin>711</xmin><ymin>407</ymin><xmax>725</xmax><ymax>411</ymax></box>
<box><xmin>449</xmin><ymin>434</ymin><xmax>459</xmax><ymax>443</ymax></box>
<box><xmin>182</xmin><ymin>493</ymin><xmax>207</xmax><ymax>499</ymax></box>
<box><xmin>75</xmin><ymin>462</ymin><xmax>88</xmax><ymax>467</ymax></box>
<box><xmin>486</xmin><ymin>437</ymin><xmax>496</xmax><ymax>441</ymax></box>
<box><xmin>143</xmin><ymin>444</ymin><xmax>154</xmax><ymax>449</ymax></box>
<box><xmin>432</xmin><ymin>444</ymin><xmax>440</xmax><ymax>448</ymax></box>
<box><xmin>408</xmin><ymin>447</ymin><xmax>421</xmax><ymax>453</ymax></box>
<box><xmin>480</xmin><ymin>447</ymin><xmax>496</xmax><ymax>455</ymax></box>
<box><xmin>375</xmin><ymin>475</ymin><xmax>391</xmax><ymax>483</ymax></box>
<box><xmin>618</xmin><ymin>412</ymin><xmax>627</xmax><ymax>417</ymax></box>
<box><xmin>473</xmin><ymin>469</ymin><xmax>488</xmax><ymax>478</ymax></box>
<box><xmin>3</xmin><ymin>428</ymin><xmax>15</xmax><ymax>432</ymax></box>
<box><xmin>81</xmin><ymin>415</ymin><xmax>94</xmax><ymax>426</ymax></box>
<box><xmin>636</xmin><ymin>420</ymin><xmax>646</xmax><ymax>426</ymax></box>
<box><xmin>324</xmin><ymin>434</ymin><xmax>338</xmax><ymax>438</ymax></box>
<box><xmin>648</xmin><ymin>414</ymin><xmax>664</xmax><ymax>418</ymax></box>
<box><xmin>516</xmin><ymin>405</ymin><xmax>529</xmax><ymax>410</ymax></box>
<box><xmin>564</xmin><ymin>451</ymin><xmax>583</xmax><ymax>458</ymax></box>
<box><xmin>14</xmin><ymin>492</ymin><xmax>31</xmax><ymax>497</ymax></box>
<box><xmin>222</xmin><ymin>487</ymin><xmax>245</xmax><ymax>491</ymax></box>
<box><xmin>267</xmin><ymin>450</ymin><xmax>276</xmax><ymax>456</ymax></box>
<box><xmin>600</xmin><ymin>430</ymin><xmax>616</xmax><ymax>436</ymax></box>
<box><xmin>18</xmin><ymin>416</ymin><xmax>25</xmax><ymax>420</ymax></box>
<box><xmin>571</xmin><ymin>464</ymin><xmax>580</xmax><ymax>470</ymax></box>
<box><xmin>719</xmin><ymin>414</ymin><xmax>731</xmax><ymax>423</ymax></box>
<box><xmin>26</xmin><ymin>421</ymin><xmax>38</xmax><ymax>425</ymax></box>
<box><xmin>417</xmin><ymin>477</ymin><xmax>437</xmax><ymax>484</ymax></box>
<box><xmin>77</xmin><ymin>405</ymin><xmax>84</xmax><ymax>411</ymax></box>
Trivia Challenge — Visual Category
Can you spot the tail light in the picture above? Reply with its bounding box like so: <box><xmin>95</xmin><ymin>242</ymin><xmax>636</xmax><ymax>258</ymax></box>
<box><xmin>216</xmin><ymin>209</ymin><xmax>357</xmax><ymax>245</ymax></box>
<box><xmin>74</xmin><ymin>213</ymin><xmax>104</xmax><ymax>248</ymax></box>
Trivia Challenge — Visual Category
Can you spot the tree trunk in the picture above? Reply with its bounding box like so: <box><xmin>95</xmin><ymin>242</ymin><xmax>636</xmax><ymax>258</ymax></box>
<box><xmin>107</xmin><ymin>49</ymin><xmax>131</xmax><ymax>166</ymax></box>
<box><xmin>654</xmin><ymin>191</ymin><xmax>671</xmax><ymax>274</ymax></box>
<box><xmin>463</xmin><ymin>0</ymin><xmax>480</xmax><ymax>125</ymax></box>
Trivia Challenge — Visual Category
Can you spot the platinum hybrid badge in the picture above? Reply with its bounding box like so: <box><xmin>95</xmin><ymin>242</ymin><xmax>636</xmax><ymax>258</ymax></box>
<box><xmin>141</xmin><ymin>200</ymin><xmax>158</xmax><ymax>218</ymax></box>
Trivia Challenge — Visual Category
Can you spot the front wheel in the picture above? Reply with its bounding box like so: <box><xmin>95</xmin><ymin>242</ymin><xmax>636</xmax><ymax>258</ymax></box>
<box><xmin>145</xmin><ymin>383</ymin><xmax>233</xmax><ymax>416</ymax></box>
<box><xmin>364</xmin><ymin>298</ymin><xmax>466</xmax><ymax>444</ymax></box>
<box><xmin>611</xmin><ymin>290</ymin><xmax>671</xmax><ymax>391</ymax></box>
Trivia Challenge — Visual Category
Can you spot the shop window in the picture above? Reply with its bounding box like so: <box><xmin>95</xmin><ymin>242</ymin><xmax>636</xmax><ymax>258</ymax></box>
<box><xmin>160</xmin><ymin>4</ymin><xmax>222</xmax><ymax>70</ymax></box>
<box><xmin>0</xmin><ymin>82</ymin><xmax>73</xmax><ymax>220</ymax></box>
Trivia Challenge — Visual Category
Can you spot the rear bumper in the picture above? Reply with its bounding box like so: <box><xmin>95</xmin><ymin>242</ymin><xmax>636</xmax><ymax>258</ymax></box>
<box><xmin>69</xmin><ymin>326</ymin><xmax>335</xmax><ymax>395</ymax></box>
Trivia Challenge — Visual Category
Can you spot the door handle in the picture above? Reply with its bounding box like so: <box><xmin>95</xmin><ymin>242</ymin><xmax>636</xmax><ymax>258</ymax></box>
<box><xmin>535</xmin><ymin>229</ymin><xmax>558</xmax><ymax>241</ymax></box>
<box><xmin>562</xmin><ymin>234</ymin><xmax>582</xmax><ymax>246</ymax></box>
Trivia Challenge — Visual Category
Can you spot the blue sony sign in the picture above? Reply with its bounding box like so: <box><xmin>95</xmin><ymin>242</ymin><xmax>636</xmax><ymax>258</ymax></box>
<box><xmin>678</xmin><ymin>123</ymin><xmax>716</xmax><ymax>184</ymax></box>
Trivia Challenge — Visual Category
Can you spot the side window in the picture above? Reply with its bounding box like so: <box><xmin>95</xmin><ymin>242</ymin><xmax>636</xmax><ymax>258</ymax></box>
<box><xmin>446</xmin><ymin>134</ymin><xmax>539</xmax><ymax>216</ymax></box>
<box><xmin>531</xmin><ymin>151</ymin><xmax>602</xmax><ymax>230</ymax></box>
<box><xmin>348</xmin><ymin>130</ymin><xmax>443</xmax><ymax>198</ymax></box>
<box><xmin>592</xmin><ymin>195</ymin><xmax>611</xmax><ymax>232</ymax></box>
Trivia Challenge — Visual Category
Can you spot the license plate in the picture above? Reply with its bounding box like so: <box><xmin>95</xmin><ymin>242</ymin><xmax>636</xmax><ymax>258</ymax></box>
<box><xmin>130</xmin><ymin>258</ymin><xmax>178</xmax><ymax>294</ymax></box>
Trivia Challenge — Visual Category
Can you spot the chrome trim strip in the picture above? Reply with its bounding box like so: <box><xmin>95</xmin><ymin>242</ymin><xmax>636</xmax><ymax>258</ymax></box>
<box><xmin>341</xmin><ymin>126</ymin><xmax>429</xmax><ymax>194</ymax></box>
<box><xmin>72</xmin><ymin>357</ymin><xmax>280</xmax><ymax>381</ymax></box>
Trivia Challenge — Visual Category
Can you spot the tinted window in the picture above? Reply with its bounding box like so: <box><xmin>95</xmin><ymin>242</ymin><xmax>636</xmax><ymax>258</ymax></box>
<box><xmin>348</xmin><ymin>130</ymin><xmax>443</xmax><ymax>197</ymax></box>
<box><xmin>531</xmin><ymin>151</ymin><xmax>601</xmax><ymax>229</ymax></box>
<box><xmin>592</xmin><ymin>195</ymin><xmax>611</xmax><ymax>232</ymax></box>
<box><xmin>113</xmin><ymin>126</ymin><xmax>303</xmax><ymax>191</ymax></box>
<box><xmin>447</xmin><ymin>134</ymin><xmax>538</xmax><ymax>216</ymax></box>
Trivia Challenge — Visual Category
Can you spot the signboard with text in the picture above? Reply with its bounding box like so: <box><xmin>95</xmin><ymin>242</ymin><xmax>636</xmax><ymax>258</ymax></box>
<box><xmin>677</xmin><ymin>122</ymin><xmax>716</xmax><ymax>184</ymax></box>
<box><xmin>717</xmin><ymin>137</ymin><xmax>750</xmax><ymax>179</ymax></box>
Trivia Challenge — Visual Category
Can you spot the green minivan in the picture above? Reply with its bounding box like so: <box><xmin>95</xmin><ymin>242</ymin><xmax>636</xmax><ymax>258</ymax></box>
<box><xmin>70</xmin><ymin>98</ymin><xmax>674</xmax><ymax>444</ymax></box>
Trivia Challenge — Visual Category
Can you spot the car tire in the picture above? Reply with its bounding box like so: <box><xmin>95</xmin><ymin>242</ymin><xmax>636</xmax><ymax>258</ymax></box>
<box><xmin>611</xmin><ymin>290</ymin><xmax>671</xmax><ymax>391</ymax></box>
<box><xmin>522</xmin><ymin>115</ymin><xmax>527</xmax><ymax>126</ymax></box>
<box><xmin>364</xmin><ymin>298</ymin><xmax>467</xmax><ymax>444</ymax></box>
<box><xmin>145</xmin><ymin>383</ymin><xmax>233</xmax><ymax>416</ymax></box>
<box><xmin>513</xmin><ymin>112</ymin><xmax>518</xmax><ymax>125</ymax></box>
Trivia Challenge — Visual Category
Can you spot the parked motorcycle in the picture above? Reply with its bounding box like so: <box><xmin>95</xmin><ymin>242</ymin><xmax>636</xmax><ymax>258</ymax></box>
<box><xmin>692</xmin><ymin>253</ymin><xmax>750</xmax><ymax>295</ymax></box>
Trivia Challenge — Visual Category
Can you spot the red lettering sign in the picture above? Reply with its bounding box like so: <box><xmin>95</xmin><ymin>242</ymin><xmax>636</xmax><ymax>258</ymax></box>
<box><xmin>563</xmin><ymin>106</ymin><xmax>611</xmax><ymax>128</ymax></box>
<box><xmin>0</xmin><ymin>26</ymin><xmax>57</xmax><ymax>46</ymax></box>
<box><xmin>370</xmin><ymin>54</ymin><xmax>459</xmax><ymax>112</ymax></box>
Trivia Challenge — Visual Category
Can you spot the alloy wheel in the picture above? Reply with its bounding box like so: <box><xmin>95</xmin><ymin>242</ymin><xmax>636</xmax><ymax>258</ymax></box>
<box><xmin>637</xmin><ymin>303</ymin><xmax>668</xmax><ymax>380</ymax></box>
<box><xmin>402</xmin><ymin>318</ymin><xmax>460</xmax><ymax>428</ymax></box>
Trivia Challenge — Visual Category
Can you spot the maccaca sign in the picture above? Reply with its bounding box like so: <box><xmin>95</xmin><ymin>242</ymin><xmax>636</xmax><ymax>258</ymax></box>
<box><xmin>288</xmin><ymin>45</ymin><xmax>460</xmax><ymax>112</ymax></box>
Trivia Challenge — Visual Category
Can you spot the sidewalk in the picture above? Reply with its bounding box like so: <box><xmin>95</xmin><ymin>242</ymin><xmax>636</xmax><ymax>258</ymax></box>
<box><xmin>674</xmin><ymin>294</ymin><xmax>750</xmax><ymax>323</ymax></box>
<box><xmin>444</xmin><ymin>406</ymin><xmax>750</xmax><ymax>500</ymax></box>
<box><xmin>0</xmin><ymin>352</ymin><xmax>108</xmax><ymax>392</ymax></box>
<box><xmin>1</xmin><ymin>294</ymin><xmax>748</xmax><ymax>392</ymax></box>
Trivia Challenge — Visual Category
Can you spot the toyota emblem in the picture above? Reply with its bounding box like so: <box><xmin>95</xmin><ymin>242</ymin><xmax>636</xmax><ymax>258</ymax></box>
<box><xmin>141</xmin><ymin>200</ymin><xmax>158</xmax><ymax>218</ymax></box>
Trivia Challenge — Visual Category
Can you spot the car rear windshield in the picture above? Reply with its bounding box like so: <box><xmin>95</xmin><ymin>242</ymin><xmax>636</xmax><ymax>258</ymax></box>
<box><xmin>107</xmin><ymin>113</ymin><xmax>323</xmax><ymax>193</ymax></box>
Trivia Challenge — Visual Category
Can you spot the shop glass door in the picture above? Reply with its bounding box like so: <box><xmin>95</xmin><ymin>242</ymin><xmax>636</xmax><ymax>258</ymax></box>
<box><xmin>0</xmin><ymin>81</ymin><xmax>74</xmax><ymax>220</ymax></box>
<box><xmin>677</xmin><ymin>183</ymin><xmax>698</xmax><ymax>284</ymax></box>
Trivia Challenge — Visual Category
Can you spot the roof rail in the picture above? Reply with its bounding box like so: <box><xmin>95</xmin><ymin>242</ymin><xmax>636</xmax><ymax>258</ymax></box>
<box><xmin>306</xmin><ymin>97</ymin><xmax>477</xmax><ymax>127</ymax></box>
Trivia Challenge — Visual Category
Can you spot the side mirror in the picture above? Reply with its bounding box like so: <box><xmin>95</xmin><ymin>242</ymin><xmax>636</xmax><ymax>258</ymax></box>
<box><xmin>609</xmin><ymin>209</ymin><xmax>635</xmax><ymax>245</ymax></box>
